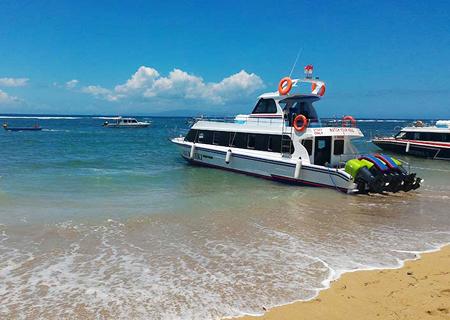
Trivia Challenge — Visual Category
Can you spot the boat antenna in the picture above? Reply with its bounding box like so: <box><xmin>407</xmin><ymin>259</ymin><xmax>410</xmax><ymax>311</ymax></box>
<box><xmin>288</xmin><ymin>47</ymin><xmax>303</xmax><ymax>78</ymax></box>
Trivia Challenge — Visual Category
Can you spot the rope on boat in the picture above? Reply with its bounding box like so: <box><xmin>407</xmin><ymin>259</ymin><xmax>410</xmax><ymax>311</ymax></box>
<box><xmin>326</xmin><ymin>166</ymin><xmax>347</xmax><ymax>194</ymax></box>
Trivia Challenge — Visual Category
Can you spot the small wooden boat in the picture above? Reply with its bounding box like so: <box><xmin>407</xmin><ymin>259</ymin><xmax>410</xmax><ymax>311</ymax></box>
<box><xmin>3</xmin><ymin>123</ymin><xmax>42</xmax><ymax>131</ymax></box>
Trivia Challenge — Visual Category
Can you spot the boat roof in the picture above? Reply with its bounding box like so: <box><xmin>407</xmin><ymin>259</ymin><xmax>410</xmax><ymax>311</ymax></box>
<box><xmin>400</xmin><ymin>120</ymin><xmax>450</xmax><ymax>132</ymax></box>
<box><xmin>259</xmin><ymin>92</ymin><xmax>321</xmax><ymax>101</ymax></box>
<box><xmin>401</xmin><ymin>126</ymin><xmax>450</xmax><ymax>133</ymax></box>
<box><xmin>192</xmin><ymin>120</ymin><xmax>363</xmax><ymax>137</ymax></box>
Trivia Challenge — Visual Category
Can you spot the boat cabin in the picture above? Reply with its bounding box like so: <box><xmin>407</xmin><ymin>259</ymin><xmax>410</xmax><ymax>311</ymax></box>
<box><xmin>185</xmin><ymin>90</ymin><xmax>362</xmax><ymax>167</ymax></box>
<box><xmin>394</xmin><ymin>129</ymin><xmax>450</xmax><ymax>143</ymax></box>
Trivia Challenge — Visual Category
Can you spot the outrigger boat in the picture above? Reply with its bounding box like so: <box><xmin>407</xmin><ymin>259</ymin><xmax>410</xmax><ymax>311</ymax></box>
<box><xmin>372</xmin><ymin>120</ymin><xmax>450</xmax><ymax>160</ymax></box>
<box><xmin>172</xmin><ymin>65</ymin><xmax>421</xmax><ymax>194</ymax></box>
<box><xmin>3</xmin><ymin>123</ymin><xmax>42</xmax><ymax>131</ymax></box>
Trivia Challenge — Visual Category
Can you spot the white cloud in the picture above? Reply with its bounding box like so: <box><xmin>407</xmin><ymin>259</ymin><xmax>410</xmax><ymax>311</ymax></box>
<box><xmin>0</xmin><ymin>89</ymin><xmax>20</xmax><ymax>104</ymax></box>
<box><xmin>81</xmin><ymin>85</ymin><xmax>122</xmax><ymax>102</ymax></box>
<box><xmin>0</xmin><ymin>77</ymin><xmax>29</xmax><ymax>87</ymax></box>
<box><xmin>82</xmin><ymin>66</ymin><xmax>264</xmax><ymax>106</ymax></box>
<box><xmin>115</xmin><ymin>66</ymin><xmax>159</xmax><ymax>93</ymax></box>
<box><xmin>65</xmin><ymin>79</ymin><xmax>79</xmax><ymax>89</ymax></box>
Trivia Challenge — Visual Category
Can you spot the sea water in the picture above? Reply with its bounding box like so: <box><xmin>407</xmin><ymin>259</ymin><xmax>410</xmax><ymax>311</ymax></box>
<box><xmin>0</xmin><ymin>116</ymin><xmax>449</xmax><ymax>319</ymax></box>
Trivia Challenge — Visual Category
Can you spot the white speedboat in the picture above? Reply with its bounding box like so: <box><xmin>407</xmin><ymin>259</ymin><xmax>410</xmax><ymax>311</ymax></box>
<box><xmin>103</xmin><ymin>117</ymin><xmax>151</xmax><ymax>128</ymax></box>
<box><xmin>373</xmin><ymin>120</ymin><xmax>450</xmax><ymax>160</ymax></box>
<box><xmin>172</xmin><ymin>66</ymin><xmax>421</xmax><ymax>194</ymax></box>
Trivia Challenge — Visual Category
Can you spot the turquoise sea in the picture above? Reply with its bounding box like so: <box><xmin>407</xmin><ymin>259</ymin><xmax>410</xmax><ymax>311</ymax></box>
<box><xmin>1</xmin><ymin>115</ymin><xmax>449</xmax><ymax>319</ymax></box>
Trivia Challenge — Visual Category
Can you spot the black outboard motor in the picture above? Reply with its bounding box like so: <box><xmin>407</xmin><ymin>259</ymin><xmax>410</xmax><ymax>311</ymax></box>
<box><xmin>345</xmin><ymin>154</ymin><xmax>421</xmax><ymax>194</ymax></box>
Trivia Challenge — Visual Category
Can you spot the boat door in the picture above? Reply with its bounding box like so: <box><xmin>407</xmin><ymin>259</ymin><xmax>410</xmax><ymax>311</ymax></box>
<box><xmin>314</xmin><ymin>136</ymin><xmax>332</xmax><ymax>166</ymax></box>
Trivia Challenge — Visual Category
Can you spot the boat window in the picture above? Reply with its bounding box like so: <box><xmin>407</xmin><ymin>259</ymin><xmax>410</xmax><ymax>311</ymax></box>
<box><xmin>439</xmin><ymin>133</ymin><xmax>450</xmax><ymax>142</ymax></box>
<box><xmin>333</xmin><ymin>139</ymin><xmax>344</xmax><ymax>155</ymax></box>
<box><xmin>212</xmin><ymin>132</ymin><xmax>220</xmax><ymax>145</ymax></box>
<box><xmin>279</xmin><ymin>97</ymin><xmax>319</xmax><ymax>124</ymax></box>
<box><xmin>185</xmin><ymin>130</ymin><xmax>294</xmax><ymax>154</ymax></box>
<box><xmin>247</xmin><ymin>134</ymin><xmax>256</xmax><ymax>149</ymax></box>
<box><xmin>212</xmin><ymin>131</ymin><xmax>230</xmax><ymax>146</ymax></box>
<box><xmin>251</xmin><ymin>99</ymin><xmax>278</xmax><ymax>114</ymax></box>
<box><xmin>132</xmin><ymin>119</ymin><xmax>137</xmax><ymax>123</ymax></box>
<box><xmin>255</xmin><ymin>135</ymin><xmax>269</xmax><ymax>151</ymax></box>
<box><xmin>395</xmin><ymin>131</ymin><xmax>407</xmax><ymax>139</ymax></box>
<box><xmin>268</xmin><ymin>135</ymin><xmax>281</xmax><ymax>152</ymax></box>
<box><xmin>230</xmin><ymin>132</ymin><xmax>247</xmax><ymax>148</ymax></box>
<box><xmin>302</xmin><ymin>139</ymin><xmax>313</xmax><ymax>155</ymax></box>
<box><xmin>421</xmin><ymin>132</ymin><xmax>431</xmax><ymax>141</ymax></box>
<box><xmin>185</xmin><ymin>129</ymin><xmax>197</xmax><ymax>142</ymax></box>
<box><xmin>197</xmin><ymin>131</ymin><xmax>213</xmax><ymax>144</ymax></box>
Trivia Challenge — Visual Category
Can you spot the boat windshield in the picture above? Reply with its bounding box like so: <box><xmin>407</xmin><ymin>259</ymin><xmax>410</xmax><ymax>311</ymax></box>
<box><xmin>279</xmin><ymin>96</ymin><xmax>319</xmax><ymax>124</ymax></box>
<box><xmin>395</xmin><ymin>131</ymin><xmax>407</xmax><ymax>139</ymax></box>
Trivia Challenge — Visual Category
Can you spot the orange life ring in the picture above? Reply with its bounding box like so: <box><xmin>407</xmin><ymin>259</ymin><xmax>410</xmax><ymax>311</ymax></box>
<box><xmin>278</xmin><ymin>77</ymin><xmax>293</xmax><ymax>95</ymax></box>
<box><xmin>318</xmin><ymin>85</ymin><xmax>326</xmax><ymax>96</ymax></box>
<box><xmin>311</xmin><ymin>83</ymin><xmax>326</xmax><ymax>96</ymax></box>
<box><xmin>342</xmin><ymin>115</ymin><xmax>356</xmax><ymax>127</ymax></box>
<box><xmin>293</xmin><ymin>114</ymin><xmax>308</xmax><ymax>132</ymax></box>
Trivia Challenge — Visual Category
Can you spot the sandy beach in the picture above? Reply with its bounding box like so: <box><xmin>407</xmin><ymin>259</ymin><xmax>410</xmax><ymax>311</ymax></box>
<box><xmin>238</xmin><ymin>245</ymin><xmax>450</xmax><ymax>320</ymax></box>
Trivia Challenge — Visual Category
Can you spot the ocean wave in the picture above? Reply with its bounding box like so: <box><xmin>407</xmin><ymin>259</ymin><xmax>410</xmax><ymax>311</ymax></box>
<box><xmin>92</xmin><ymin>117</ymin><xmax>121</xmax><ymax>120</ymax></box>
<box><xmin>41</xmin><ymin>129</ymin><xmax>71</xmax><ymax>132</ymax></box>
<box><xmin>0</xmin><ymin>116</ymin><xmax>81</xmax><ymax>120</ymax></box>
<box><xmin>0</xmin><ymin>211</ymin><xmax>449</xmax><ymax>320</ymax></box>
<box><xmin>356</xmin><ymin>119</ymin><xmax>407</xmax><ymax>123</ymax></box>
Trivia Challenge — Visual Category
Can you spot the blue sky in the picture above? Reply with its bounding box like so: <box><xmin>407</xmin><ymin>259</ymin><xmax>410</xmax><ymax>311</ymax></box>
<box><xmin>0</xmin><ymin>0</ymin><xmax>449</xmax><ymax>118</ymax></box>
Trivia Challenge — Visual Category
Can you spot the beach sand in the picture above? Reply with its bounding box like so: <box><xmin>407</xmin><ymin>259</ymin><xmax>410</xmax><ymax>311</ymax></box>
<box><xmin>238</xmin><ymin>245</ymin><xmax>450</xmax><ymax>320</ymax></box>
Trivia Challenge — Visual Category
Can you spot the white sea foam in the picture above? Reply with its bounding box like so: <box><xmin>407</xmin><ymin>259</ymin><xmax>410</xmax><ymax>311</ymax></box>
<box><xmin>92</xmin><ymin>116</ymin><xmax>121</xmax><ymax>120</ymax></box>
<box><xmin>0</xmin><ymin>116</ymin><xmax>81</xmax><ymax>120</ymax></box>
<box><xmin>1</xmin><ymin>212</ymin><xmax>448</xmax><ymax>320</ymax></box>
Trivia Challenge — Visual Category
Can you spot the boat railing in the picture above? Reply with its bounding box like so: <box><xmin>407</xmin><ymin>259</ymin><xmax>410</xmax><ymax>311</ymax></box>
<box><xmin>190</xmin><ymin>116</ymin><xmax>336</xmax><ymax>128</ymax></box>
<box><xmin>190</xmin><ymin>116</ymin><xmax>285</xmax><ymax>127</ymax></box>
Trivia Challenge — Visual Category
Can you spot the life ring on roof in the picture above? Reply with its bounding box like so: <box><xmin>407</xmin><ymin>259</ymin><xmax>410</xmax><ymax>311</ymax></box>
<box><xmin>318</xmin><ymin>85</ymin><xmax>326</xmax><ymax>96</ymax></box>
<box><xmin>311</xmin><ymin>82</ymin><xmax>326</xmax><ymax>96</ymax></box>
<box><xmin>278</xmin><ymin>77</ymin><xmax>293</xmax><ymax>95</ymax></box>
<box><xmin>293</xmin><ymin>114</ymin><xmax>308</xmax><ymax>132</ymax></box>
<box><xmin>342</xmin><ymin>115</ymin><xmax>356</xmax><ymax>127</ymax></box>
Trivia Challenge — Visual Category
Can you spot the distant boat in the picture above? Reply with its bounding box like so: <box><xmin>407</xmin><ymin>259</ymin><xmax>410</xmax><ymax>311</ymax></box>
<box><xmin>102</xmin><ymin>117</ymin><xmax>151</xmax><ymax>128</ymax></box>
<box><xmin>3</xmin><ymin>123</ymin><xmax>42</xmax><ymax>131</ymax></box>
<box><xmin>372</xmin><ymin>120</ymin><xmax>450</xmax><ymax>160</ymax></box>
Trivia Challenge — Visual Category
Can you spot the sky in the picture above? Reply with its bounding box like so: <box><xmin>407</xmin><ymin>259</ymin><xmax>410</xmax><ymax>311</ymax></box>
<box><xmin>0</xmin><ymin>0</ymin><xmax>449</xmax><ymax>118</ymax></box>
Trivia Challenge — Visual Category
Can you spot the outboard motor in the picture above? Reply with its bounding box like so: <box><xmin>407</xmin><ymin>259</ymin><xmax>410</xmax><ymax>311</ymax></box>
<box><xmin>345</xmin><ymin>154</ymin><xmax>421</xmax><ymax>194</ymax></box>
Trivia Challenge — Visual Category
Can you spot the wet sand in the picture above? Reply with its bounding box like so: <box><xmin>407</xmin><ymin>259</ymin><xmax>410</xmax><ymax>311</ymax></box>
<box><xmin>237</xmin><ymin>245</ymin><xmax>450</xmax><ymax>320</ymax></box>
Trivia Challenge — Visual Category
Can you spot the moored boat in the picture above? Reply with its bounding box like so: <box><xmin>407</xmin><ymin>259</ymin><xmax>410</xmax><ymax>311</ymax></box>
<box><xmin>372</xmin><ymin>120</ymin><xmax>450</xmax><ymax>160</ymax></box>
<box><xmin>102</xmin><ymin>117</ymin><xmax>151</xmax><ymax>128</ymax></box>
<box><xmin>172</xmin><ymin>66</ymin><xmax>421</xmax><ymax>194</ymax></box>
<box><xmin>3</xmin><ymin>123</ymin><xmax>42</xmax><ymax>131</ymax></box>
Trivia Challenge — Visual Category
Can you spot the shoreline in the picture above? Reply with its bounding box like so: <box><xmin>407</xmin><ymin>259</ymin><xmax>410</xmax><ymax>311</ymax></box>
<box><xmin>233</xmin><ymin>244</ymin><xmax>450</xmax><ymax>320</ymax></box>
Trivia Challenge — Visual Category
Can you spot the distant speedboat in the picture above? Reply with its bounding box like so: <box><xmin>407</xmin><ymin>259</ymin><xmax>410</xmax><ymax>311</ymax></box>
<box><xmin>102</xmin><ymin>117</ymin><xmax>151</xmax><ymax>128</ymax></box>
<box><xmin>3</xmin><ymin>123</ymin><xmax>42</xmax><ymax>131</ymax></box>
<box><xmin>372</xmin><ymin>120</ymin><xmax>450</xmax><ymax>160</ymax></box>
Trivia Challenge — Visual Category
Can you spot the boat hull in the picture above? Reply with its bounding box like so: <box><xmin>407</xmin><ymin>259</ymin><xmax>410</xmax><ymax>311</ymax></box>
<box><xmin>172</xmin><ymin>139</ymin><xmax>355</xmax><ymax>193</ymax></box>
<box><xmin>103</xmin><ymin>124</ymin><xmax>150</xmax><ymax>128</ymax></box>
<box><xmin>373</xmin><ymin>139</ymin><xmax>450</xmax><ymax>160</ymax></box>
<box><xmin>3</xmin><ymin>127</ymin><xmax>42</xmax><ymax>131</ymax></box>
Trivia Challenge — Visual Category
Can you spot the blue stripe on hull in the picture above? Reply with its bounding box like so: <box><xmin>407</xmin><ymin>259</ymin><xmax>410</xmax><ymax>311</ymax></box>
<box><xmin>183</xmin><ymin>156</ymin><xmax>349</xmax><ymax>192</ymax></box>
<box><xmin>176</xmin><ymin>142</ymin><xmax>351</xmax><ymax>182</ymax></box>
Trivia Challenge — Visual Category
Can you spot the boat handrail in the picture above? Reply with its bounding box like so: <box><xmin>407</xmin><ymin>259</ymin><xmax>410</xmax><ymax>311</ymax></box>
<box><xmin>190</xmin><ymin>116</ymin><xmax>333</xmax><ymax>128</ymax></box>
